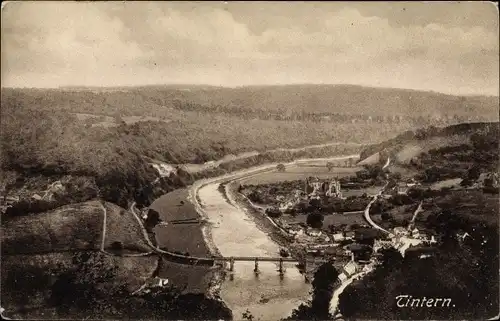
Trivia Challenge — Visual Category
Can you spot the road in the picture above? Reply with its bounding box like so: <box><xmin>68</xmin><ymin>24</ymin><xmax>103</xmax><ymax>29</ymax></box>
<box><xmin>410</xmin><ymin>201</ymin><xmax>423</xmax><ymax>224</ymax></box>
<box><xmin>363</xmin><ymin>157</ymin><xmax>392</xmax><ymax>234</ymax></box>
<box><xmin>329</xmin><ymin>269</ymin><xmax>373</xmax><ymax>316</ymax></box>
<box><xmin>363</xmin><ymin>185</ymin><xmax>391</xmax><ymax>235</ymax></box>
<box><xmin>182</xmin><ymin>141</ymin><xmax>362</xmax><ymax>173</ymax></box>
<box><xmin>331</xmin><ymin>157</ymin><xmax>392</xmax><ymax>316</ymax></box>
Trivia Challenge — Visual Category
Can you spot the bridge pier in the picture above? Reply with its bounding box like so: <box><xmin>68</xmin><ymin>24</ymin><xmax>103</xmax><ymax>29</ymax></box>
<box><xmin>278</xmin><ymin>258</ymin><xmax>284</xmax><ymax>275</ymax></box>
<box><xmin>229</xmin><ymin>257</ymin><xmax>235</xmax><ymax>272</ymax></box>
<box><xmin>254</xmin><ymin>258</ymin><xmax>259</xmax><ymax>273</ymax></box>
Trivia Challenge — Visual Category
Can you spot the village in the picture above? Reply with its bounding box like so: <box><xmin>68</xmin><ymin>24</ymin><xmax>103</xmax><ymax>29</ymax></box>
<box><xmin>240</xmin><ymin>172</ymin><xmax>443</xmax><ymax>284</ymax></box>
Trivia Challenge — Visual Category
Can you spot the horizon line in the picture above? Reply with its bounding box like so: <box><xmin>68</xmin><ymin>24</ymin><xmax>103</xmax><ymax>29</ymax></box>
<box><xmin>1</xmin><ymin>82</ymin><xmax>499</xmax><ymax>98</ymax></box>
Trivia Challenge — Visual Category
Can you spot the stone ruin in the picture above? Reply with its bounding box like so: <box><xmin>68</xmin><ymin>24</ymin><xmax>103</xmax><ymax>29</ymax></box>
<box><xmin>304</xmin><ymin>177</ymin><xmax>342</xmax><ymax>199</ymax></box>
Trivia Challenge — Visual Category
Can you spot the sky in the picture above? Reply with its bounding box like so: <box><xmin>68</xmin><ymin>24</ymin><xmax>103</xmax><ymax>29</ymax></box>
<box><xmin>1</xmin><ymin>1</ymin><xmax>499</xmax><ymax>96</ymax></box>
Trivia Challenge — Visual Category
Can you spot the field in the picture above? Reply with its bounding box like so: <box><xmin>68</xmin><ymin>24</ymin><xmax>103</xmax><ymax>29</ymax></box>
<box><xmin>2</xmin><ymin>201</ymin><xmax>104</xmax><ymax>254</ymax></box>
<box><xmin>150</xmin><ymin>189</ymin><xmax>211</xmax><ymax>257</ymax></box>
<box><xmin>103</xmin><ymin>202</ymin><xmax>151</xmax><ymax>253</ymax></box>
<box><xmin>371</xmin><ymin>204</ymin><xmax>417</xmax><ymax>229</ymax></box>
<box><xmin>149</xmin><ymin>188</ymin><xmax>214</xmax><ymax>294</ymax></box>
<box><xmin>285</xmin><ymin>212</ymin><xmax>368</xmax><ymax>228</ymax></box>
<box><xmin>157</xmin><ymin>259</ymin><xmax>215</xmax><ymax>294</ymax></box>
<box><xmin>342</xmin><ymin>186</ymin><xmax>384</xmax><ymax>197</ymax></box>
<box><xmin>239</xmin><ymin>166</ymin><xmax>359</xmax><ymax>185</ymax></box>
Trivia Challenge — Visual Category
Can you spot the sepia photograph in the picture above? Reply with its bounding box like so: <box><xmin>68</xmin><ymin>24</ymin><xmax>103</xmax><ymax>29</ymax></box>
<box><xmin>1</xmin><ymin>1</ymin><xmax>499</xmax><ymax>320</ymax></box>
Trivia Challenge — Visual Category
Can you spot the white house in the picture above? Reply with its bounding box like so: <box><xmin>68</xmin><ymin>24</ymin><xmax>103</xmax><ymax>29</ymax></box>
<box><xmin>332</xmin><ymin>233</ymin><xmax>345</xmax><ymax>242</ymax></box>
<box><xmin>32</xmin><ymin>194</ymin><xmax>43</xmax><ymax>200</ymax></box>
<box><xmin>307</xmin><ymin>228</ymin><xmax>322</xmax><ymax>237</ymax></box>
<box><xmin>151</xmin><ymin>163</ymin><xmax>176</xmax><ymax>177</ymax></box>
<box><xmin>393</xmin><ymin>227</ymin><xmax>408</xmax><ymax>236</ymax></box>
<box><xmin>343</xmin><ymin>261</ymin><xmax>359</xmax><ymax>276</ymax></box>
<box><xmin>338</xmin><ymin>272</ymin><xmax>348</xmax><ymax>282</ymax></box>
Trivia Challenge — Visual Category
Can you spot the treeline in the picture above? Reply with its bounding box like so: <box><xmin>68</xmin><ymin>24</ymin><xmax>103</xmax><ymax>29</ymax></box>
<box><xmin>173</xmin><ymin>100</ymin><xmax>474</xmax><ymax>126</ymax></box>
<box><xmin>4</xmin><ymin>85</ymin><xmax>499</xmax><ymax>116</ymax></box>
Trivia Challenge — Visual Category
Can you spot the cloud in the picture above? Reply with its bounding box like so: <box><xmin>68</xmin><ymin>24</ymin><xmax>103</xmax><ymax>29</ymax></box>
<box><xmin>1</xmin><ymin>2</ymin><xmax>498</xmax><ymax>95</ymax></box>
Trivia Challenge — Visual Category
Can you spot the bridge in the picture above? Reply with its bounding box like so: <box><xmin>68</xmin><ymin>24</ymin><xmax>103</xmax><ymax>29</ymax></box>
<box><xmin>155</xmin><ymin>246</ymin><xmax>326</xmax><ymax>280</ymax></box>
<box><xmin>214</xmin><ymin>256</ymin><xmax>327</xmax><ymax>277</ymax></box>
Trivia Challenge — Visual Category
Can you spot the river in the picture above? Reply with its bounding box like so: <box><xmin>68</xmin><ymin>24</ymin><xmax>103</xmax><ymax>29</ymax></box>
<box><xmin>197</xmin><ymin>183</ymin><xmax>311</xmax><ymax>320</ymax></box>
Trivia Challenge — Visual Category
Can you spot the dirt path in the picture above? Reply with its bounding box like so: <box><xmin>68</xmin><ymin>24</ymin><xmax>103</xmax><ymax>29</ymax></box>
<box><xmin>99</xmin><ymin>201</ymin><xmax>107</xmax><ymax>251</ymax></box>
<box><xmin>99</xmin><ymin>201</ymin><xmax>154</xmax><ymax>257</ymax></box>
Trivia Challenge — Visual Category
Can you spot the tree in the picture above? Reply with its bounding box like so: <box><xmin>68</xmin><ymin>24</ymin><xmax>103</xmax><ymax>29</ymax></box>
<box><xmin>110</xmin><ymin>241</ymin><xmax>124</xmax><ymax>254</ymax></box>
<box><xmin>145</xmin><ymin>208</ymin><xmax>161</xmax><ymax>230</ymax></box>
<box><xmin>276</xmin><ymin>164</ymin><xmax>286</xmax><ymax>172</ymax></box>
<box><xmin>50</xmin><ymin>252</ymin><xmax>118</xmax><ymax>313</ymax></box>
<box><xmin>265</xmin><ymin>208</ymin><xmax>282</xmax><ymax>218</ymax></box>
<box><xmin>326</xmin><ymin>162</ymin><xmax>335</xmax><ymax>172</ymax></box>
<box><xmin>466</xmin><ymin>165</ymin><xmax>481</xmax><ymax>182</ymax></box>
<box><xmin>391</xmin><ymin>172</ymin><xmax>402</xmax><ymax>180</ymax></box>
<box><xmin>381</xmin><ymin>212</ymin><xmax>393</xmax><ymax>221</ymax></box>
<box><xmin>287</xmin><ymin>263</ymin><xmax>338</xmax><ymax>320</ymax></box>
<box><xmin>242</xmin><ymin>309</ymin><xmax>254</xmax><ymax>321</ymax></box>
<box><xmin>306</xmin><ymin>212</ymin><xmax>324</xmax><ymax>229</ymax></box>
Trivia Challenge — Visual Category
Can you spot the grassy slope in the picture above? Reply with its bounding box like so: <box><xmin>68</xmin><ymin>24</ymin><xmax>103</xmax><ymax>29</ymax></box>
<box><xmin>1</xmin><ymin>252</ymin><xmax>159</xmax><ymax>319</ymax></box>
<box><xmin>2</xmin><ymin>201</ymin><xmax>104</xmax><ymax>254</ymax></box>
<box><xmin>359</xmin><ymin>122</ymin><xmax>499</xmax><ymax>163</ymax></box>
<box><xmin>103</xmin><ymin>202</ymin><xmax>151</xmax><ymax>253</ymax></box>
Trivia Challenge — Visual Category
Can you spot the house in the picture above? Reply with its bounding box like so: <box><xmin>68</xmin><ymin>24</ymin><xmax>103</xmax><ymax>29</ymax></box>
<box><xmin>289</xmin><ymin>227</ymin><xmax>304</xmax><ymax>236</ymax></box>
<box><xmin>324</xmin><ymin>247</ymin><xmax>340</xmax><ymax>256</ymax></box>
<box><xmin>397</xmin><ymin>187</ymin><xmax>408</xmax><ymax>194</ymax></box>
<box><xmin>332</xmin><ymin>233</ymin><xmax>345</xmax><ymax>242</ymax></box>
<box><xmin>307</xmin><ymin>228</ymin><xmax>322</xmax><ymax>237</ymax></box>
<box><xmin>52</xmin><ymin>181</ymin><xmax>64</xmax><ymax>190</ymax></box>
<box><xmin>338</xmin><ymin>272</ymin><xmax>348</xmax><ymax>282</ymax></box>
<box><xmin>307</xmin><ymin>249</ymin><xmax>323</xmax><ymax>256</ymax></box>
<box><xmin>345</xmin><ymin>243</ymin><xmax>372</xmax><ymax>261</ymax></box>
<box><xmin>345</xmin><ymin>231</ymin><xmax>355</xmax><ymax>239</ymax></box>
<box><xmin>343</xmin><ymin>261</ymin><xmax>359</xmax><ymax>276</ymax></box>
<box><xmin>4</xmin><ymin>195</ymin><xmax>20</xmax><ymax>203</ymax></box>
<box><xmin>32</xmin><ymin>194</ymin><xmax>43</xmax><ymax>200</ymax></box>
<box><xmin>395</xmin><ymin>237</ymin><xmax>423</xmax><ymax>257</ymax></box>
<box><xmin>393</xmin><ymin>227</ymin><xmax>408</xmax><ymax>236</ymax></box>
<box><xmin>151</xmin><ymin>277</ymin><xmax>169</xmax><ymax>287</ymax></box>
<box><xmin>354</xmin><ymin>228</ymin><xmax>383</xmax><ymax>242</ymax></box>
